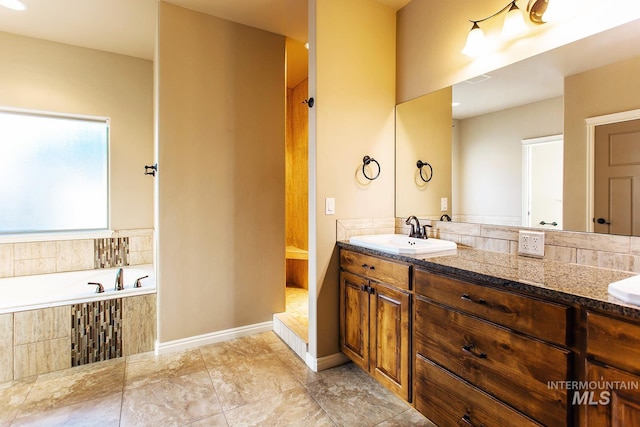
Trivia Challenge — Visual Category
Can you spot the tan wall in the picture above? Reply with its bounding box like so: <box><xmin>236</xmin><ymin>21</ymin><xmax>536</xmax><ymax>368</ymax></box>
<box><xmin>310</xmin><ymin>0</ymin><xmax>396</xmax><ymax>357</ymax></box>
<box><xmin>395</xmin><ymin>87</ymin><xmax>452</xmax><ymax>218</ymax></box>
<box><xmin>564</xmin><ymin>56</ymin><xmax>640</xmax><ymax>231</ymax></box>
<box><xmin>156</xmin><ymin>3</ymin><xmax>285</xmax><ymax>343</ymax></box>
<box><xmin>0</xmin><ymin>31</ymin><xmax>153</xmax><ymax>231</ymax></box>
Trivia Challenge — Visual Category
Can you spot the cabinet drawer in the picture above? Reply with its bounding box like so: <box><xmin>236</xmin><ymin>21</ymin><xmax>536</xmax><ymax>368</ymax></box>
<box><xmin>340</xmin><ymin>249</ymin><xmax>410</xmax><ymax>290</ymax></box>
<box><xmin>415</xmin><ymin>355</ymin><xmax>542</xmax><ymax>427</ymax></box>
<box><xmin>587</xmin><ymin>311</ymin><xmax>640</xmax><ymax>374</ymax></box>
<box><xmin>414</xmin><ymin>268</ymin><xmax>569</xmax><ymax>346</ymax></box>
<box><xmin>415</xmin><ymin>298</ymin><xmax>570</xmax><ymax>426</ymax></box>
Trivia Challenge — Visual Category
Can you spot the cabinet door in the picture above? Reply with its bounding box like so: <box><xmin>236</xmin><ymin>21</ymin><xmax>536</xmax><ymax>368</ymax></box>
<box><xmin>340</xmin><ymin>271</ymin><xmax>370</xmax><ymax>370</ymax></box>
<box><xmin>370</xmin><ymin>281</ymin><xmax>411</xmax><ymax>401</ymax></box>
<box><xmin>586</xmin><ymin>361</ymin><xmax>640</xmax><ymax>426</ymax></box>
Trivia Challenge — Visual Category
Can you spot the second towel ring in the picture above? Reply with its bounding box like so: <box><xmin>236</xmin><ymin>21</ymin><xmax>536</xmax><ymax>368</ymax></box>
<box><xmin>362</xmin><ymin>156</ymin><xmax>381</xmax><ymax>180</ymax></box>
<box><xmin>416</xmin><ymin>160</ymin><xmax>433</xmax><ymax>182</ymax></box>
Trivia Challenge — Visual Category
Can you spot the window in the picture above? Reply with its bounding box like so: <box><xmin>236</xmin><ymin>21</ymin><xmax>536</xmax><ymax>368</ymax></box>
<box><xmin>0</xmin><ymin>109</ymin><xmax>109</xmax><ymax>234</ymax></box>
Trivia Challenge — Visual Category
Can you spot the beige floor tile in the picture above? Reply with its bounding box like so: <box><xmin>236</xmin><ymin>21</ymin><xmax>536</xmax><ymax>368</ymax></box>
<box><xmin>125</xmin><ymin>348</ymin><xmax>206</xmax><ymax>390</ymax></box>
<box><xmin>224</xmin><ymin>386</ymin><xmax>335</xmax><ymax>427</ymax></box>
<box><xmin>199</xmin><ymin>334</ymin><xmax>274</xmax><ymax>369</ymax></box>
<box><xmin>274</xmin><ymin>349</ymin><xmax>321</xmax><ymax>385</ymax></box>
<box><xmin>17</xmin><ymin>358</ymin><xmax>125</xmax><ymax>419</ymax></box>
<box><xmin>207</xmin><ymin>352</ymin><xmax>301</xmax><ymax>411</ymax></box>
<box><xmin>188</xmin><ymin>413</ymin><xmax>229</xmax><ymax>426</ymax></box>
<box><xmin>11</xmin><ymin>392</ymin><xmax>121</xmax><ymax>427</ymax></box>
<box><xmin>305</xmin><ymin>365</ymin><xmax>410</xmax><ymax>427</ymax></box>
<box><xmin>375</xmin><ymin>408</ymin><xmax>436</xmax><ymax>427</ymax></box>
<box><xmin>0</xmin><ymin>376</ymin><xmax>36</xmax><ymax>426</ymax></box>
<box><xmin>120</xmin><ymin>370</ymin><xmax>222</xmax><ymax>427</ymax></box>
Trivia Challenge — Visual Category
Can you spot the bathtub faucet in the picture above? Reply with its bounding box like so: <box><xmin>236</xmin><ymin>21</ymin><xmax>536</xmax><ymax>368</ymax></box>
<box><xmin>115</xmin><ymin>268</ymin><xmax>124</xmax><ymax>291</ymax></box>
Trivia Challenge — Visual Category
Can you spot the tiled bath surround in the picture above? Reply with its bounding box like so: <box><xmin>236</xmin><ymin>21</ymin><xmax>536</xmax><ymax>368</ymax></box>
<box><xmin>71</xmin><ymin>299</ymin><xmax>123</xmax><ymax>367</ymax></box>
<box><xmin>0</xmin><ymin>229</ymin><xmax>153</xmax><ymax>278</ymax></box>
<box><xmin>337</xmin><ymin>218</ymin><xmax>640</xmax><ymax>274</ymax></box>
<box><xmin>0</xmin><ymin>229</ymin><xmax>156</xmax><ymax>383</ymax></box>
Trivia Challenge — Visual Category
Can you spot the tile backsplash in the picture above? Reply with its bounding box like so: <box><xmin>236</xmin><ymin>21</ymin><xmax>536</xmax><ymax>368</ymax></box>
<box><xmin>337</xmin><ymin>218</ymin><xmax>640</xmax><ymax>274</ymax></box>
<box><xmin>0</xmin><ymin>229</ymin><xmax>154</xmax><ymax>278</ymax></box>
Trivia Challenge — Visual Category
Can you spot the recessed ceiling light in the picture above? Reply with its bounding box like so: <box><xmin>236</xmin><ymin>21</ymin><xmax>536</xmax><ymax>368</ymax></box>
<box><xmin>0</xmin><ymin>0</ymin><xmax>26</xmax><ymax>11</ymax></box>
<box><xmin>452</xmin><ymin>102</ymin><xmax>461</xmax><ymax>107</ymax></box>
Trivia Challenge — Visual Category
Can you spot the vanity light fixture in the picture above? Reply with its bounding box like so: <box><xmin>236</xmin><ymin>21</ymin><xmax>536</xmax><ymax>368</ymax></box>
<box><xmin>0</xmin><ymin>0</ymin><xmax>26</xmax><ymax>11</ymax></box>
<box><xmin>462</xmin><ymin>0</ymin><xmax>548</xmax><ymax>57</ymax></box>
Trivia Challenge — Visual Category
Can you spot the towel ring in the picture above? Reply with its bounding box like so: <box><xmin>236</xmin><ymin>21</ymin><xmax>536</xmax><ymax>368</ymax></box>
<box><xmin>362</xmin><ymin>156</ymin><xmax>381</xmax><ymax>180</ymax></box>
<box><xmin>416</xmin><ymin>160</ymin><xmax>433</xmax><ymax>183</ymax></box>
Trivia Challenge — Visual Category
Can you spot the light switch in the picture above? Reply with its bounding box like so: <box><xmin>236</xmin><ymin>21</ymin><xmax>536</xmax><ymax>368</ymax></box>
<box><xmin>325</xmin><ymin>197</ymin><xmax>335</xmax><ymax>215</ymax></box>
<box><xmin>441</xmin><ymin>197</ymin><xmax>448</xmax><ymax>212</ymax></box>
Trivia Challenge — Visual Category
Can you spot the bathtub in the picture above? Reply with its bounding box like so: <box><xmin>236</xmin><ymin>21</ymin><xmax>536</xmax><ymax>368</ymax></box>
<box><xmin>0</xmin><ymin>264</ymin><xmax>156</xmax><ymax>314</ymax></box>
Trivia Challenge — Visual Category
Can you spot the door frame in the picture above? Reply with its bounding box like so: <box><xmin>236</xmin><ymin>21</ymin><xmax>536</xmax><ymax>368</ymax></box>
<box><xmin>586</xmin><ymin>109</ymin><xmax>640</xmax><ymax>232</ymax></box>
<box><xmin>522</xmin><ymin>134</ymin><xmax>563</xmax><ymax>227</ymax></box>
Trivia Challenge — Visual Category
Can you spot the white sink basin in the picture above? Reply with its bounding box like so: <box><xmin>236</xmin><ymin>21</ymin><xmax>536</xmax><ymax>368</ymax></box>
<box><xmin>609</xmin><ymin>275</ymin><xmax>640</xmax><ymax>305</ymax></box>
<box><xmin>349</xmin><ymin>234</ymin><xmax>457</xmax><ymax>256</ymax></box>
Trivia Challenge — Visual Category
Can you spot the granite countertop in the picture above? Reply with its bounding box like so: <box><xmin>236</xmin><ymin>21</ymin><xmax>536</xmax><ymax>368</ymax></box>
<box><xmin>337</xmin><ymin>241</ymin><xmax>640</xmax><ymax>319</ymax></box>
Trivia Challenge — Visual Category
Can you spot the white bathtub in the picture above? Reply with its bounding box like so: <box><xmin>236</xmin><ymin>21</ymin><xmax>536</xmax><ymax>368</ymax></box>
<box><xmin>0</xmin><ymin>264</ymin><xmax>156</xmax><ymax>314</ymax></box>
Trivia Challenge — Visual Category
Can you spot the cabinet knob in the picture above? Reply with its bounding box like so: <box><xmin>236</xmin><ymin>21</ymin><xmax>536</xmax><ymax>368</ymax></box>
<box><xmin>461</xmin><ymin>414</ymin><xmax>480</xmax><ymax>427</ymax></box>
<box><xmin>462</xmin><ymin>343</ymin><xmax>487</xmax><ymax>359</ymax></box>
<box><xmin>361</xmin><ymin>263</ymin><xmax>375</xmax><ymax>270</ymax></box>
<box><xmin>461</xmin><ymin>294</ymin><xmax>486</xmax><ymax>305</ymax></box>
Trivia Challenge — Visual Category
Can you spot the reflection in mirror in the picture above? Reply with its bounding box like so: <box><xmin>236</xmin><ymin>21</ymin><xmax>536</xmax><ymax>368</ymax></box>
<box><xmin>395</xmin><ymin>18</ymin><xmax>640</xmax><ymax>235</ymax></box>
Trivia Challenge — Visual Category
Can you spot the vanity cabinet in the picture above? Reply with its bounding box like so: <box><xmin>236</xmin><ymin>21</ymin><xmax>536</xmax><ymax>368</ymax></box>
<box><xmin>414</xmin><ymin>269</ymin><xmax>572</xmax><ymax>426</ymax></box>
<box><xmin>585</xmin><ymin>311</ymin><xmax>640</xmax><ymax>426</ymax></box>
<box><xmin>339</xmin><ymin>249</ymin><xmax>412</xmax><ymax>401</ymax></box>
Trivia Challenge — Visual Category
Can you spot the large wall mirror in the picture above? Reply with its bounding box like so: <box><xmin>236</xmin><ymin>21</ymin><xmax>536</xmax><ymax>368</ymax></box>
<box><xmin>395</xmin><ymin>18</ymin><xmax>640</xmax><ymax>236</ymax></box>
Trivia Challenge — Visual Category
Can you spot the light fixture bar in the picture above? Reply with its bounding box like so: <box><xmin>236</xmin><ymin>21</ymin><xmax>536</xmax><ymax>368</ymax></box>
<box><xmin>462</xmin><ymin>0</ymin><xmax>541</xmax><ymax>57</ymax></box>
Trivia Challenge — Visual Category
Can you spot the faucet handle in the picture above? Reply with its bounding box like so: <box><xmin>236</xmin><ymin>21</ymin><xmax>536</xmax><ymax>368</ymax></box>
<box><xmin>421</xmin><ymin>224</ymin><xmax>432</xmax><ymax>239</ymax></box>
<box><xmin>88</xmin><ymin>282</ymin><xmax>105</xmax><ymax>293</ymax></box>
<box><xmin>134</xmin><ymin>275</ymin><xmax>149</xmax><ymax>288</ymax></box>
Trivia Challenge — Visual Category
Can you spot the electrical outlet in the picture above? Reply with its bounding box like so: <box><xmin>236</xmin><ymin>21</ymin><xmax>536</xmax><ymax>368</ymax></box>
<box><xmin>518</xmin><ymin>230</ymin><xmax>545</xmax><ymax>258</ymax></box>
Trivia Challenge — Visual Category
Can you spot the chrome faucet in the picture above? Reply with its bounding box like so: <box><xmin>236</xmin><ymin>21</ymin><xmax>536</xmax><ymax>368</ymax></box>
<box><xmin>115</xmin><ymin>268</ymin><xmax>124</xmax><ymax>291</ymax></box>
<box><xmin>405</xmin><ymin>215</ymin><xmax>432</xmax><ymax>239</ymax></box>
<box><xmin>134</xmin><ymin>275</ymin><xmax>148</xmax><ymax>288</ymax></box>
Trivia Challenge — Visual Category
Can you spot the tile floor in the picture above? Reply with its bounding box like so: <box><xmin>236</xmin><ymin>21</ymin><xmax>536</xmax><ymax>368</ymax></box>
<box><xmin>0</xmin><ymin>332</ymin><xmax>436</xmax><ymax>427</ymax></box>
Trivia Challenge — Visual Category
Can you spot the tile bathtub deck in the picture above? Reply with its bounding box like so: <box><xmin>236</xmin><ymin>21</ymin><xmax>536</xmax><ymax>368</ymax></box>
<box><xmin>0</xmin><ymin>332</ymin><xmax>435</xmax><ymax>427</ymax></box>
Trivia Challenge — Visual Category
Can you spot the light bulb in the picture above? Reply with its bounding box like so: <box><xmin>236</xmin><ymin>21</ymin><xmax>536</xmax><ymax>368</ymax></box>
<box><xmin>0</xmin><ymin>0</ymin><xmax>26</xmax><ymax>11</ymax></box>
<box><xmin>502</xmin><ymin>2</ymin><xmax>529</xmax><ymax>39</ymax></box>
<box><xmin>462</xmin><ymin>22</ymin><xmax>486</xmax><ymax>57</ymax></box>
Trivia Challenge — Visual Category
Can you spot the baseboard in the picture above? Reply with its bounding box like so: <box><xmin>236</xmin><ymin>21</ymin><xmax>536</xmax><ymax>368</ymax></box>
<box><xmin>155</xmin><ymin>320</ymin><xmax>273</xmax><ymax>355</ymax></box>
<box><xmin>305</xmin><ymin>351</ymin><xmax>350</xmax><ymax>372</ymax></box>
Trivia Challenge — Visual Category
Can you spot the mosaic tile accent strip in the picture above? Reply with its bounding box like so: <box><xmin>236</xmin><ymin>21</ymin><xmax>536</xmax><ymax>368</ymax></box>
<box><xmin>71</xmin><ymin>299</ymin><xmax>123</xmax><ymax>367</ymax></box>
<box><xmin>95</xmin><ymin>237</ymin><xmax>129</xmax><ymax>268</ymax></box>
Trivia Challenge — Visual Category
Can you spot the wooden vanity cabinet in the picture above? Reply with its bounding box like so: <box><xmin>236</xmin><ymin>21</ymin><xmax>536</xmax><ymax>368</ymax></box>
<box><xmin>585</xmin><ymin>311</ymin><xmax>640</xmax><ymax>426</ymax></box>
<box><xmin>339</xmin><ymin>249</ymin><xmax>411</xmax><ymax>401</ymax></box>
<box><xmin>414</xmin><ymin>268</ymin><xmax>572</xmax><ymax>426</ymax></box>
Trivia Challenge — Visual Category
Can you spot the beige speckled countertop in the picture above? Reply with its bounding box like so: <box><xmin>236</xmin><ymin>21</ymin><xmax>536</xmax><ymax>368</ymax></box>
<box><xmin>337</xmin><ymin>241</ymin><xmax>640</xmax><ymax>319</ymax></box>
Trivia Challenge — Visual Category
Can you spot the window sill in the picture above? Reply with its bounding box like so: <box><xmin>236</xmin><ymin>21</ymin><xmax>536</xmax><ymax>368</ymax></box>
<box><xmin>0</xmin><ymin>230</ymin><xmax>114</xmax><ymax>244</ymax></box>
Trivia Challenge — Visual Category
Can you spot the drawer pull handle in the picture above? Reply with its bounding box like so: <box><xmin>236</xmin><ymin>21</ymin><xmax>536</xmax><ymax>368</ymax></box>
<box><xmin>361</xmin><ymin>264</ymin><xmax>375</xmax><ymax>270</ymax></box>
<box><xmin>461</xmin><ymin>294</ymin><xmax>486</xmax><ymax>305</ymax></box>
<box><xmin>461</xmin><ymin>414</ymin><xmax>483</xmax><ymax>427</ymax></box>
<box><xmin>462</xmin><ymin>344</ymin><xmax>487</xmax><ymax>359</ymax></box>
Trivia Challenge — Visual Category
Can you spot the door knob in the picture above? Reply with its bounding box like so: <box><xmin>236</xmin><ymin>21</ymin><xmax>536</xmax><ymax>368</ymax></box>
<box><xmin>596</xmin><ymin>218</ymin><xmax>611</xmax><ymax>225</ymax></box>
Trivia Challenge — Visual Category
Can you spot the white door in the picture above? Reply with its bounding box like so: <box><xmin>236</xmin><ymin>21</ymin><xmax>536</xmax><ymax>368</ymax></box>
<box><xmin>523</xmin><ymin>135</ymin><xmax>563</xmax><ymax>229</ymax></box>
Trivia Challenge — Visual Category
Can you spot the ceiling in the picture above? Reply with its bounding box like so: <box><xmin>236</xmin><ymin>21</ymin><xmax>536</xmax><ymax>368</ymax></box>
<box><xmin>0</xmin><ymin>0</ymin><xmax>410</xmax><ymax>60</ymax></box>
<box><xmin>0</xmin><ymin>0</ymin><xmax>409</xmax><ymax>88</ymax></box>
